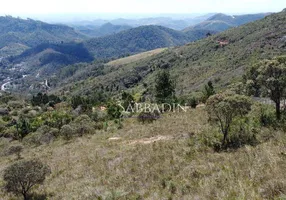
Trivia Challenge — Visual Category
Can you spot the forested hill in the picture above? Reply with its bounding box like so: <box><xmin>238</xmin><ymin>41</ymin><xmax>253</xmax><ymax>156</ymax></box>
<box><xmin>0</xmin><ymin>16</ymin><xmax>86</xmax><ymax>54</ymax></box>
<box><xmin>183</xmin><ymin>13</ymin><xmax>270</xmax><ymax>32</ymax></box>
<box><xmin>83</xmin><ymin>25</ymin><xmax>210</xmax><ymax>59</ymax></box>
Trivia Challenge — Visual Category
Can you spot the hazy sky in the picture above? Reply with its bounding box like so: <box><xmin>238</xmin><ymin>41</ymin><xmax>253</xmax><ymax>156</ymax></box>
<box><xmin>0</xmin><ymin>0</ymin><xmax>285</xmax><ymax>17</ymax></box>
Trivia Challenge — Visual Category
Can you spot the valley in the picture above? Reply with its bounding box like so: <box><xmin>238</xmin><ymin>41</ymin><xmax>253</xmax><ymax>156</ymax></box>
<box><xmin>0</xmin><ymin>6</ymin><xmax>286</xmax><ymax>200</ymax></box>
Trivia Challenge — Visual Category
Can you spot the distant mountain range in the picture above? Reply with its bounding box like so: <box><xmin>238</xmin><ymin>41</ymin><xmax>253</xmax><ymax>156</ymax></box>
<box><xmin>183</xmin><ymin>13</ymin><xmax>271</xmax><ymax>32</ymax></box>
<box><xmin>74</xmin><ymin>23</ymin><xmax>133</xmax><ymax>37</ymax></box>
<box><xmin>0</xmin><ymin>12</ymin><xmax>273</xmax><ymax>81</ymax></box>
<box><xmin>68</xmin><ymin>14</ymin><xmax>215</xmax><ymax>31</ymax></box>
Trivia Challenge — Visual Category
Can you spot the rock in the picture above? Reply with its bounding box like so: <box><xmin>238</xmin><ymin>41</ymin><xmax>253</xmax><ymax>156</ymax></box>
<box><xmin>0</xmin><ymin>108</ymin><xmax>9</xmax><ymax>115</ymax></box>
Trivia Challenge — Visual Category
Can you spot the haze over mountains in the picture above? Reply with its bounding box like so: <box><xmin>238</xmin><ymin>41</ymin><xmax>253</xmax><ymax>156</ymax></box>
<box><xmin>0</xmin><ymin>11</ymin><xmax>274</xmax><ymax>89</ymax></box>
<box><xmin>184</xmin><ymin>13</ymin><xmax>271</xmax><ymax>32</ymax></box>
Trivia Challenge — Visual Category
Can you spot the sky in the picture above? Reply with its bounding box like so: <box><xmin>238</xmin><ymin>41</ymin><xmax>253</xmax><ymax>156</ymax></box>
<box><xmin>0</xmin><ymin>0</ymin><xmax>285</xmax><ymax>20</ymax></box>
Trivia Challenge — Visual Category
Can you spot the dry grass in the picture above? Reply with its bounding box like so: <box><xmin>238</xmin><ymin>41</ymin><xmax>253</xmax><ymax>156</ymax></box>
<box><xmin>107</xmin><ymin>48</ymin><xmax>167</xmax><ymax>67</ymax></box>
<box><xmin>0</xmin><ymin>108</ymin><xmax>286</xmax><ymax>199</ymax></box>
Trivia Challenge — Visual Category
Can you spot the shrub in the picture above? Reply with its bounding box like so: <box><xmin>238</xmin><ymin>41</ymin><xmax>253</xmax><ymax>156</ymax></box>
<box><xmin>8</xmin><ymin>101</ymin><xmax>24</xmax><ymax>109</ymax></box>
<box><xmin>206</xmin><ymin>92</ymin><xmax>252</xmax><ymax>147</ymax></box>
<box><xmin>3</xmin><ymin>159</ymin><xmax>51</xmax><ymax>200</ymax></box>
<box><xmin>60</xmin><ymin>124</ymin><xmax>75</xmax><ymax>140</ymax></box>
<box><xmin>107</xmin><ymin>101</ymin><xmax>123</xmax><ymax>119</ymax></box>
<box><xmin>227</xmin><ymin>118</ymin><xmax>259</xmax><ymax>149</ymax></box>
<box><xmin>137</xmin><ymin>111</ymin><xmax>160</xmax><ymax>124</ymax></box>
<box><xmin>15</xmin><ymin>117</ymin><xmax>31</xmax><ymax>140</ymax></box>
<box><xmin>202</xmin><ymin>81</ymin><xmax>215</xmax><ymax>103</ymax></box>
<box><xmin>0</xmin><ymin>107</ymin><xmax>9</xmax><ymax>115</ymax></box>
<box><xmin>121</xmin><ymin>91</ymin><xmax>135</xmax><ymax>110</ymax></box>
<box><xmin>5</xmin><ymin>145</ymin><xmax>23</xmax><ymax>159</ymax></box>
<box><xmin>91</xmin><ymin>110</ymin><xmax>108</xmax><ymax>122</ymax></box>
<box><xmin>23</xmin><ymin>126</ymin><xmax>58</xmax><ymax>146</ymax></box>
<box><xmin>251</xmin><ymin>103</ymin><xmax>277</xmax><ymax>127</ymax></box>
<box><xmin>41</xmin><ymin>110</ymin><xmax>73</xmax><ymax>129</ymax></box>
<box><xmin>189</xmin><ymin>97</ymin><xmax>198</xmax><ymax>108</ymax></box>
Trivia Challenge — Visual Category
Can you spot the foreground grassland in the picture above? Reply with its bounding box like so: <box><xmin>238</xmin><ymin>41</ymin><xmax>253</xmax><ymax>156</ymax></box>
<box><xmin>0</xmin><ymin>108</ymin><xmax>286</xmax><ymax>200</ymax></box>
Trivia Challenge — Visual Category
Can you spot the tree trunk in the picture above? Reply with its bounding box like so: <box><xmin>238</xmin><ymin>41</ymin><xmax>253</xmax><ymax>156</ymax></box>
<box><xmin>23</xmin><ymin>193</ymin><xmax>28</xmax><ymax>200</ymax></box>
<box><xmin>276</xmin><ymin>101</ymin><xmax>281</xmax><ymax>120</ymax></box>
<box><xmin>222</xmin><ymin>129</ymin><xmax>228</xmax><ymax>147</ymax></box>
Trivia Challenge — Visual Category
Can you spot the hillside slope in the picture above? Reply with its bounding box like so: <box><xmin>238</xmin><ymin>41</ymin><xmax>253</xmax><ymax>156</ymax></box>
<box><xmin>84</xmin><ymin>25</ymin><xmax>209</xmax><ymax>59</ymax></box>
<box><xmin>184</xmin><ymin>13</ymin><xmax>270</xmax><ymax>32</ymax></box>
<box><xmin>1</xmin><ymin>25</ymin><xmax>214</xmax><ymax>83</ymax></box>
<box><xmin>56</xmin><ymin>10</ymin><xmax>286</xmax><ymax>96</ymax></box>
<box><xmin>0</xmin><ymin>16</ymin><xmax>86</xmax><ymax>56</ymax></box>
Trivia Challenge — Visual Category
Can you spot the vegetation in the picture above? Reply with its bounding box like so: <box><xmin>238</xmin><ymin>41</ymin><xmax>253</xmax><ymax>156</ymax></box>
<box><xmin>184</xmin><ymin>13</ymin><xmax>270</xmax><ymax>32</ymax></box>
<box><xmin>1</xmin><ymin>9</ymin><xmax>286</xmax><ymax>200</ymax></box>
<box><xmin>206</xmin><ymin>92</ymin><xmax>252</xmax><ymax>147</ymax></box>
<box><xmin>155</xmin><ymin>70</ymin><xmax>176</xmax><ymax>103</ymax></box>
<box><xmin>202</xmin><ymin>80</ymin><xmax>216</xmax><ymax>103</ymax></box>
<box><xmin>84</xmin><ymin>25</ymin><xmax>210</xmax><ymax>59</ymax></box>
<box><xmin>55</xmin><ymin>10</ymin><xmax>286</xmax><ymax>98</ymax></box>
<box><xmin>0</xmin><ymin>16</ymin><xmax>85</xmax><ymax>56</ymax></box>
<box><xmin>3</xmin><ymin>159</ymin><xmax>50</xmax><ymax>200</ymax></box>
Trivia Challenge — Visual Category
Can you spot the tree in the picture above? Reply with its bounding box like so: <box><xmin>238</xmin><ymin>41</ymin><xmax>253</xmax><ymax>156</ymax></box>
<box><xmin>243</xmin><ymin>63</ymin><xmax>261</xmax><ymax>97</ymax></box>
<box><xmin>206</xmin><ymin>92</ymin><xmax>252</xmax><ymax>146</ymax></box>
<box><xmin>3</xmin><ymin>159</ymin><xmax>51</xmax><ymax>200</ymax></box>
<box><xmin>107</xmin><ymin>101</ymin><xmax>123</xmax><ymax>119</ymax></box>
<box><xmin>121</xmin><ymin>91</ymin><xmax>135</xmax><ymax>111</ymax></box>
<box><xmin>155</xmin><ymin>70</ymin><xmax>176</xmax><ymax>104</ymax></box>
<box><xmin>16</xmin><ymin>117</ymin><xmax>31</xmax><ymax>140</ymax></box>
<box><xmin>202</xmin><ymin>81</ymin><xmax>215</xmax><ymax>103</ymax></box>
<box><xmin>257</xmin><ymin>56</ymin><xmax>286</xmax><ymax>120</ymax></box>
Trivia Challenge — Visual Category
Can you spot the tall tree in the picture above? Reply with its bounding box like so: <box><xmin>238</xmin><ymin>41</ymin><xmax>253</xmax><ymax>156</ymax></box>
<box><xmin>203</xmin><ymin>81</ymin><xmax>215</xmax><ymax>102</ymax></box>
<box><xmin>257</xmin><ymin>56</ymin><xmax>286</xmax><ymax>120</ymax></box>
<box><xmin>155</xmin><ymin>70</ymin><xmax>176</xmax><ymax>103</ymax></box>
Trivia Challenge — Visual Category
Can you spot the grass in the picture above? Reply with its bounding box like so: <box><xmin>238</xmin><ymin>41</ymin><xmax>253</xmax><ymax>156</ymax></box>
<box><xmin>0</xmin><ymin>107</ymin><xmax>286</xmax><ymax>199</ymax></box>
<box><xmin>106</xmin><ymin>48</ymin><xmax>167</xmax><ymax>67</ymax></box>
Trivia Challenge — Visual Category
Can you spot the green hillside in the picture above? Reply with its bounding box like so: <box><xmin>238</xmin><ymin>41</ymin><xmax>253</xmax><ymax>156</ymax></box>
<box><xmin>83</xmin><ymin>25</ymin><xmax>211</xmax><ymax>59</ymax></box>
<box><xmin>0</xmin><ymin>16</ymin><xmax>86</xmax><ymax>56</ymax></box>
<box><xmin>56</xmin><ymin>10</ymin><xmax>286</xmax><ymax>96</ymax></box>
<box><xmin>184</xmin><ymin>13</ymin><xmax>270</xmax><ymax>32</ymax></box>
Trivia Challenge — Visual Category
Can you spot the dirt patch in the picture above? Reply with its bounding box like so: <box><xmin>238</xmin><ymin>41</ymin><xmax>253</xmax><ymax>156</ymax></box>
<box><xmin>127</xmin><ymin>135</ymin><xmax>172</xmax><ymax>145</ymax></box>
<box><xmin>108</xmin><ymin>137</ymin><xmax>122</xmax><ymax>141</ymax></box>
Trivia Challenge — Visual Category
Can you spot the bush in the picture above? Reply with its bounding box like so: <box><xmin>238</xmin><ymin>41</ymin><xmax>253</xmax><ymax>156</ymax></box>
<box><xmin>256</xmin><ymin>104</ymin><xmax>277</xmax><ymax>127</ymax></box>
<box><xmin>0</xmin><ymin>107</ymin><xmax>9</xmax><ymax>115</ymax></box>
<box><xmin>107</xmin><ymin>101</ymin><xmax>123</xmax><ymax>119</ymax></box>
<box><xmin>189</xmin><ymin>97</ymin><xmax>198</xmax><ymax>108</ymax></box>
<box><xmin>8</xmin><ymin>101</ymin><xmax>24</xmax><ymax>109</ymax></box>
<box><xmin>23</xmin><ymin>126</ymin><xmax>58</xmax><ymax>146</ymax></box>
<box><xmin>137</xmin><ymin>111</ymin><xmax>160</xmax><ymax>124</ymax></box>
<box><xmin>3</xmin><ymin>159</ymin><xmax>51</xmax><ymax>200</ymax></box>
<box><xmin>227</xmin><ymin>118</ymin><xmax>259</xmax><ymax>149</ymax></box>
<box><xmin>5</xmin><ymin>145</ymin><xmax>23</xmax><ymax>159</ymax></box>
<box><xmin>206</xmin><ymin>92</ymin><xmax>252</xmax><ymax>147</ymax></box>
<box><xmin>60</xmin><ymin>124</ymin><xmax>75</xmax><ymax>140</ymax></box>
